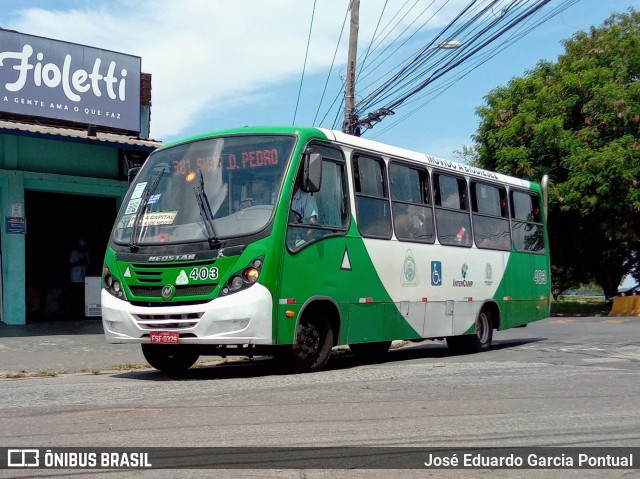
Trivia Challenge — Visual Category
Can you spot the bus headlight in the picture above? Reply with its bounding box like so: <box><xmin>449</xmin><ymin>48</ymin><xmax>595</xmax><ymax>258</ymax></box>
<box><xmin>103</xmin><ymin>267</ymin><xmax>126</xmax><ymax>300</ymax></box>
<box><xmin>220</xmin><ymin>256</ymin><xmax>263</xmax><ymax>296</ymax></box>
<box><xmin>230</xmin><ymin>276</ymin><xmax>244</xmax><ymax>290</ymax></box>
<box><xmin>243</xmin><ymin>267</ymin><xmax>260</xmax><ymax>283</ymax></box>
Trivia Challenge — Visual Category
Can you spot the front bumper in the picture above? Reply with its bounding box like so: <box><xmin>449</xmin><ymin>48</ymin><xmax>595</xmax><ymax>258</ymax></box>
<box><xmin>101</xmin><ymin>283</ymin><xmax>273</xmax><ymax>345</ymax></box>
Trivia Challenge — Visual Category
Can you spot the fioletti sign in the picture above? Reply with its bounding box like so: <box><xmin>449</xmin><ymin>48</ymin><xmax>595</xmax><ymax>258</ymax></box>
<box><xmin>0</xmin><ymin>30</ymin><xmax>141</xmax><ymax>132</ymax></box>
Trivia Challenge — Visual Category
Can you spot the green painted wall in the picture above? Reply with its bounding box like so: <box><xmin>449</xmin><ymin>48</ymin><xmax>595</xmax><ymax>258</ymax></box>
<box><xmin>15</xmin><ymin>136</ymin><xmax>119</xmax><ymax>178</ymax></box>
<box><xmin>0</xmin><ymin>132</ymin><xmax>141</xmax><ymax>325</ymax></box>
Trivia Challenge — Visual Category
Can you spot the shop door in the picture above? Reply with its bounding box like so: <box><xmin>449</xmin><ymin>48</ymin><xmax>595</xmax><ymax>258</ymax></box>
<box><xmin>25</xmin><ymin>191</ymin><xmax>116</xmax><ymax>321</ymax></box>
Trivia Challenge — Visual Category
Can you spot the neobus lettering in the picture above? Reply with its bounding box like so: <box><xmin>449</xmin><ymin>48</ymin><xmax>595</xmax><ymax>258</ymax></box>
<box><xmin>424</xmin><ymin>155</ymin><xmax>498</xmax><ymax>180</ymax></box>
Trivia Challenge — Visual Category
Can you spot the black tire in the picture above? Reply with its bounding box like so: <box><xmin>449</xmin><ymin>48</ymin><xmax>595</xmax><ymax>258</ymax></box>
<box><xmin>349</xmin><ymin>341</ymin><xmax>392</xmax><ymax>359</ymax></box>
<box><xmin>283</xmin><ymin>314</ymin><xmax>334</xmax><ymax>373</ymax></box>
<box><xmin>141</xmin><ymin>344</ymin><xmax>199</xmax><ymax>373</ymax></box>
<box><xmin>446</xmin><ymin>309</ymin><xmax>493</xmax><ymax>354</ymax></box>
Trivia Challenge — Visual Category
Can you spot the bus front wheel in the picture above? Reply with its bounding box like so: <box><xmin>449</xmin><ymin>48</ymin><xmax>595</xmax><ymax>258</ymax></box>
<box><xmin>141</xmin><ymin>344</ymin><xmax>199</xmax><ymax>373</ymax></box>
<box><xmin>285</xmin><ymin>314</ymin><xmax>334</xmax><ymax>373</ymax></box>
<box><xmin>446</xmin><ymin>310</ymin><xmax>493</xmax><ymax>354</ymax></box>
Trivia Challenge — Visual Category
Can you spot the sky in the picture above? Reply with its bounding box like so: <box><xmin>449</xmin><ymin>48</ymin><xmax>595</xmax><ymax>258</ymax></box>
<box><xmin>2</xmin><ymin>0</ymin><xmax>640</xmax><ymax>161</ymax></box>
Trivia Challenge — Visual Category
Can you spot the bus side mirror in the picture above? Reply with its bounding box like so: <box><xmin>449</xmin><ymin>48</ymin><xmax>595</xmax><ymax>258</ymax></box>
<box><xmin>303</xmin><ymin>152</ymin><xmax>322</xmax><ymax>193</ymax></box>
<box><xmin>128</xmin><ymin>167</ymin><xmax>141</xmax><ymax>184</ymax></box>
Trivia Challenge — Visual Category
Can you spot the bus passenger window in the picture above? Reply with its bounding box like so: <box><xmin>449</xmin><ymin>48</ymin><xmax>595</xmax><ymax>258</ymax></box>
<box><xmin>353</xmin><ymin>156</ymin><xmax>392</xmax><ymax>238</ymax></box>
<box><xmin>511</xmin><ymin>190</ymin><xmax>545</xmax><ymax>253</ymax></box>
<box><xmin>434</xmin><ymin>173</ymin><xmax>471</xmax><ymax>247</ymax></box>
<box><xmin>389</xmin><ymin>162</ymin><xmax>434</xmax><ymax>243</ymax></box>
<box><xmin>471</xmin><ymin>182</ymin><xmax>511</xmax><ymax>250</ymax></box>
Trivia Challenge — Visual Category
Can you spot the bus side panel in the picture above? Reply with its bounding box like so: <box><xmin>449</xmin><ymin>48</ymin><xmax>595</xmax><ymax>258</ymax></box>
<box><xmin>276</xmin><ymin>230</ymin><xmax>422</xmax><ymax>346</ymax></box>
<box><xmin>362</xmin><ymin>236</ymin><xmax>511</xmax><ymax>339</ymax></box>
<box><xmin>347</xmin><ymin>303</ymin><xmax>384</xmax><ymax>343</ymax></box>
<box><xmin>496</xmin><ymin>250</ymin><xmax>551</xmax><ymax>329</ymax></box>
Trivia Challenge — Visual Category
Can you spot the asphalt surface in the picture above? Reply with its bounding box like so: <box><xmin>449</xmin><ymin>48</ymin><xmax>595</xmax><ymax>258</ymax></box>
<box><xmin>0</xmin><ymin>313</ymin><xmax>633</xmax><ymax>376</ymax></box>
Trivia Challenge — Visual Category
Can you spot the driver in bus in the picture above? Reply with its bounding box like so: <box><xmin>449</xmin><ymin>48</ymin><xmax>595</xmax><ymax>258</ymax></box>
<box><xmin>291</xmin><ymin>182</ymin><xmax>318</xmax><ymax>225</ymax></box>
<box><xmin>289</xmin><ymin>180</ymin><xmax>320</xmax><ymax>248</ymax></box>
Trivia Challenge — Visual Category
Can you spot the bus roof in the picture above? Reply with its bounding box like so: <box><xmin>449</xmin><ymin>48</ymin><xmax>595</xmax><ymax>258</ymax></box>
<box><xmin>157</xmin><ymin>126</ymin><xmax>536</xmax><ymax>190</ymax></box>
<box><xmin>318</xmin><ymin>128</ymin><xmax>535</xmax><ymax>190</ymax></box>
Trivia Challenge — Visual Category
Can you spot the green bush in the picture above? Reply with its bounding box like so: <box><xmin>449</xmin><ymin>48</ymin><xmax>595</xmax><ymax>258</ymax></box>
<box><xmin>551</xmin><ymin>301</ymin><xmax>609</xmax><ymax>316</ymax></box>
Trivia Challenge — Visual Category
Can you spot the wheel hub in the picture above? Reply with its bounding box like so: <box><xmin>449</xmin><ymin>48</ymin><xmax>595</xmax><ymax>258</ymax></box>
<box><xmin>296</xmin><ymin>326</ymin><xmax>319</xmax><ymax>355</ymax></box>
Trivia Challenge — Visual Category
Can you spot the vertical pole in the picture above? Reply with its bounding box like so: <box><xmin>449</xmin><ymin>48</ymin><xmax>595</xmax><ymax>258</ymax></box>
<box><xmin>343</xmin><ymin>0</ymin><xmax>359</xmax><ymax>134</ymax></box>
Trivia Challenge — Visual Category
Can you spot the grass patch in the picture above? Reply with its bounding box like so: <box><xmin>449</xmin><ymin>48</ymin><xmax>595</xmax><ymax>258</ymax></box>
<box><xmin>4</xmin><ymin>371</ymin><xmax>28</xmax><ymax>379</ymax></box>
<box><xmin>113</xmin><ymin>363</ymin><xmax>147</xmax><ymax>371</ymax></box>
<box><xmin>34</xmin><ymin>369</ymin><xmax>60</xmax><ymax>377</ymax></box>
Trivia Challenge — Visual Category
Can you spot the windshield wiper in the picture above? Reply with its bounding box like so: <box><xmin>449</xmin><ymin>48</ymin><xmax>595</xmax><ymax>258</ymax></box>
<box><xmin>129</xmin><ymin>169</ymin><xmax>165</xmax><ymax>252</ymax></box>
<box><xmin>194</xmin><ymin>169</ymin><xmax>222</xmax><ymax>248</ymax></box>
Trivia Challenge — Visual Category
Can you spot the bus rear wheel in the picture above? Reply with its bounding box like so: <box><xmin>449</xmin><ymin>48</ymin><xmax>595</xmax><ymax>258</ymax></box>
<box><xmin>285</xmin><ymin>314</ymin><xmax>334</xmax><ymax>373</ymax></box>
<box><xmin>141</xmin><ymin>344</ymin><xmax>199</xmax><ymax>373</ymax></box>
<box><xmin>446</xmin><ymin>310</ymin><xmax>493</xmax><ymax>354</ymax></box>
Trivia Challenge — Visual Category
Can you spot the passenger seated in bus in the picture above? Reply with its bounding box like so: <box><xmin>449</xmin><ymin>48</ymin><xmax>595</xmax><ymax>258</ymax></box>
<box><xmin>411</xmin><ymin>212</ymin><xmax>429</xmax><ymax>239</ymax></box>
<box><xmin>398</xmin><ymin>213</ymin><xmax>428</xmax><ymax>240</ymax></box>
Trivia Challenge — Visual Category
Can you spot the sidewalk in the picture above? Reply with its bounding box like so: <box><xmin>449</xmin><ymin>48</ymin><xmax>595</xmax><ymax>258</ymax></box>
<box><xmin>0</xmin><ymin>318</ymin><xmax>147</xmax><ymax>375</ymax></box>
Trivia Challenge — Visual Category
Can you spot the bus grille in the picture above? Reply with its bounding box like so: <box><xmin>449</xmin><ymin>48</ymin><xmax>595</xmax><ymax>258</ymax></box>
<box><xmin>129</xmin><ymin>260</ymin><xmax>215</xmax><ymax>284</ymax></box>
<box><xmin>134</xmin><ymin>312</ymin><xmax>204</xmax><ymax>329</ymax></box>
<box><xmin>129</xmin><ymin>284</ymin><xmax>216</xmax><ymax>298</ymax></box>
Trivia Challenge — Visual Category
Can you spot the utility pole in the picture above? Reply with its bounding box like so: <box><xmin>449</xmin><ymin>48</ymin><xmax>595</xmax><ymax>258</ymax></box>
<box><xmin>342</xmin><ymin>0</ymin><xmax>359</xmax><ymax>134</ymax></box>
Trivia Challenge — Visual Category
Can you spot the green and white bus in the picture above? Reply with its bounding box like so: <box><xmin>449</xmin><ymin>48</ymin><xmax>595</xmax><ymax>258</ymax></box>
<box><xmin>102</xmin><ymin>126</ymin><xmax>550</xmax><ymax>373</ymax></box>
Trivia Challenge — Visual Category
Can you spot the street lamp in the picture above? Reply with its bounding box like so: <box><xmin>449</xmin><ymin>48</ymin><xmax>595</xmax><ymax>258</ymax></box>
<box><xmin>436</xmin><ymin>40</ymin><xmax>462</xmax><ymax>49</ymax></box>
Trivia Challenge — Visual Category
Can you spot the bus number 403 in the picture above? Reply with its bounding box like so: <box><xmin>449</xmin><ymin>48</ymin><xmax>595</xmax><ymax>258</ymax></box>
<box><xmin>533</xmin><ymin>270</ymin><xmax>547</xmax><ymax>285</ymax></box>
<box><xmin>189</xmin><ymin>267</ymin><xmax>219</xmax><ymax>281</ymax></box>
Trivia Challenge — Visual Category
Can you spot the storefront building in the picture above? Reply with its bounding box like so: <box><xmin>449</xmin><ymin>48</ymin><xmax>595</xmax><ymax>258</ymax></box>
<box><xmin>1</xmin><ymin>29</ymin><xmax>160</xmax><ymax>324</ymax></box>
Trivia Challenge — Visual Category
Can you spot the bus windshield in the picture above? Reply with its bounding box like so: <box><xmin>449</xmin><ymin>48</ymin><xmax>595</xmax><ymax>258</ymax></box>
<box><xmin>113</xmin><ymin>134</ymin><xmax>294</xmax><ymax>246</ymax></box>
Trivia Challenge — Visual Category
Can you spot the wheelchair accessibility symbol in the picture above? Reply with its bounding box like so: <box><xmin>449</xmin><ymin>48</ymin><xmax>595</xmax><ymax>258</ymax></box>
<box><xmin>431</xmin><ymin>261</ymin><xmax>442</xmax><ymax>286</ymax></box>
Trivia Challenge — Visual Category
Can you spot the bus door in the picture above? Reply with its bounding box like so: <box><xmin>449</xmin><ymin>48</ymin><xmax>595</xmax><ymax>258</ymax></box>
<box><xmin>278</xmin><ymin>146</ymin><xmax>350</xmax><ymax>343</ymax></box>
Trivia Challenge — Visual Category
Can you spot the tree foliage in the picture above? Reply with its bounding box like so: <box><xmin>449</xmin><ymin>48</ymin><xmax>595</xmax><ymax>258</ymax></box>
<box><xmin>472</xmin><ymin>8</ymin><xmax>640</xmax><ymax>297</ymax></box>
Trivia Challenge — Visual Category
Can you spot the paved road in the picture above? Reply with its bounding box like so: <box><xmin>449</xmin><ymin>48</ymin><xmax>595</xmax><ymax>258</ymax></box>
<box><xmin>0</xmin><ymin>316</ymin><xmax>638</xmax><ymax>478</ymax></box>
<box><xmin>1</xmin><ymin>315</ymin><xmax>638</xmax><ymax>374</ymax></box>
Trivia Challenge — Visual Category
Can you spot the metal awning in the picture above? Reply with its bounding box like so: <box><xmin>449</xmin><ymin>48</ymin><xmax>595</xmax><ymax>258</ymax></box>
<box><xmin>0</xmin><ymin>119</ymin><xmax>162</xmax><ymax>151</ymax></box>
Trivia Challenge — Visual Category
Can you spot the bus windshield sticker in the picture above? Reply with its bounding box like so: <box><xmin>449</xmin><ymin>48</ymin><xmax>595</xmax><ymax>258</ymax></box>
<box><xmin>125</xmin><ymin>198</ymin><xmax>141</xmax><ymax>215</ymax></box>
<box><xmin>125</xmin><ymin>211</ymin><xmax>177</xmax><ymax>227</ymax></box>
<box><xmin>130</xmin><ymin>182</ymin><xmax>147</xmax><ymax>199</ymax></box>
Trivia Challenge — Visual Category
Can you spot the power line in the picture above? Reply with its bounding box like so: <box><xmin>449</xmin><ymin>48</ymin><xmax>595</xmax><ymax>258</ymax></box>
<box><xmin>292</xmin><ymin>0</ymin><xmax>318</xmax><ymax>125</ymax></box>
<box><xmin>369</xmin><ymin>0</ymin><xmax>583</xmax><ymax>139</ymax></box>
<box><xmin>357</xmin><ymin>0</ymin><xmax>443</xmax><ymax>88</ymax></box>
<box><xmin>351</xmin><ymin>0</ymin><xmax>569</xmax><ymax>134</ymax></box>
<box><xmin>313</xmin><ymin>1</ymin><xmax>351</xmax><ymax>125</ymax></box>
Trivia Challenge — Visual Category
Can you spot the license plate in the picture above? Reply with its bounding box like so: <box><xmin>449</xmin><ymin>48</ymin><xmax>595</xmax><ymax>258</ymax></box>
<box><xmin>150</xmin><ymin>331</ymin><xmax>179</xmax><ymax>344</ymax></box>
